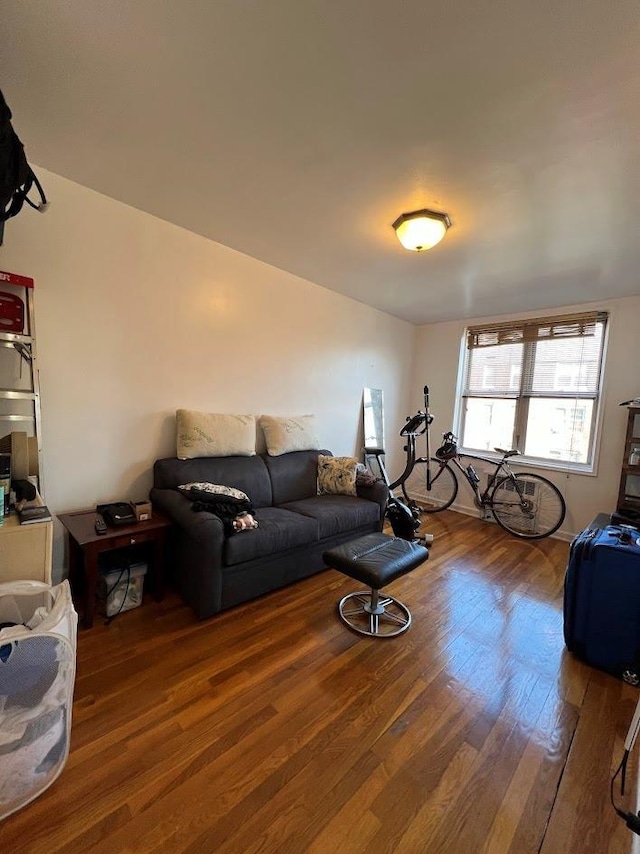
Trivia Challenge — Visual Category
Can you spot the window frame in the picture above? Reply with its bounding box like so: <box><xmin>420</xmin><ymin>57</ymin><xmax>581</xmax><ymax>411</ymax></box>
<box><xmin>454</xmin><ymin>311</ymin><xmax>609</xmax><ymax>474</ymax></box>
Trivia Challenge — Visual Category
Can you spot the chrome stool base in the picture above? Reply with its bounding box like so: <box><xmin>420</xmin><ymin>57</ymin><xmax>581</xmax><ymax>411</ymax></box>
<box><xmin>338</xmin><ymin>587</ymin><xmax>412</xmax><ymax>638</ymax></box>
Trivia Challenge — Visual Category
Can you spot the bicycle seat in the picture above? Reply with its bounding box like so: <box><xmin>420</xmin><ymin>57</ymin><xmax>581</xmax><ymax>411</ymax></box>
<box><xmin>494</xmin><ymin>448</ymin><xmax>521</xmax><ymax>458</ymax></box>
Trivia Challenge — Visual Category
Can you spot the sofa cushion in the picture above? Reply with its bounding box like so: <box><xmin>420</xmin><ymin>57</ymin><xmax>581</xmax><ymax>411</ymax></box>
<box><xmin>259</xmin><ymin>414</ymin><xmax>319</xmax><ymax>456</ymax></box>
<box><xmin>262</xmin><ymin>449</ymin><xmax>331</xmax><ymax>505</ymax></box>
<box><xmin>176</xmin><ymin>411</ymin><xmax>257</xmax><ymax>459</ymax></box>
<box><xmin>281</xmin><ymin>495</ymin><xmax>381</xmax><ymax>539</ymax></box>
<box><xmin>153</xmin><ymin>455</ymin><xmax>273</xmax><ymax>507</ymax></box>
<box><xmin>223</xmin><ymin>506</ymin><xmax>319</xmax><ymax>566</ymax></box>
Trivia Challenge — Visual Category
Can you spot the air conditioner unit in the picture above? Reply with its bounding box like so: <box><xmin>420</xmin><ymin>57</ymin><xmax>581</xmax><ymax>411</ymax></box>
<box><xmin>498</xmin><ymin>478</ymin><xmax>537</xmax><ymax>497</ymax></box>
<box><xmin>483</xmin><ymin>477</ymin><xmax>538</xmax><ymax>528</ymax></box>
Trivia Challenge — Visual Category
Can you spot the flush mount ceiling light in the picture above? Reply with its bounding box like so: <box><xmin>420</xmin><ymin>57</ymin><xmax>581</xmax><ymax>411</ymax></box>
<box><xmin>392</xmin><ymin>208</ymin><xmax>452</xmax><ymax>251</ymax></box>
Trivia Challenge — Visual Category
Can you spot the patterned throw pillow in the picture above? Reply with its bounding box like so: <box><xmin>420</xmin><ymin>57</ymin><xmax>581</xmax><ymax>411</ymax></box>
<box><xmin>317</xmin><ymin>454</ymin><xmax>358</xmax><ymax>496</ymax></box>
<box><xmin>178</xmin><ymin>482</ymin><xmax>250</xmax><ymax>503</ymax></box>
<box><xmin>355</xmin><ymin>463</ymin><xmax>378</xmax><ymax>488</ymax></box>
<box><xmin>259</xmin><ymin>415</ymin><xmax>320</xmax><ymax>456</ymax></box>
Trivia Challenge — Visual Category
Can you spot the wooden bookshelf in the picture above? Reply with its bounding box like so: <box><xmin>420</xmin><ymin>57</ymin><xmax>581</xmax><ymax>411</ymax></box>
<box><xmin>616</xmin><ymin>406</ymin><xmax>640</xmax><ymax>517</ymax></box>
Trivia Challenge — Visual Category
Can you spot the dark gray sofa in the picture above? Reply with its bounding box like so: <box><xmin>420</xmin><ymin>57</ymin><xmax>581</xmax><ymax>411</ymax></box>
<box><xmin>150</xmin><ymin>449</ymin><xmax>388</xmax><ymax>619</ymax></box>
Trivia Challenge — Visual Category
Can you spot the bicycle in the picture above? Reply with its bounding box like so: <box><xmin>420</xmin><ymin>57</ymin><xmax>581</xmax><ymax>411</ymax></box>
<box><xmin>367</xmin><ymin>386</ymin><xmax>566</xmax><ymax>540</ymax></box>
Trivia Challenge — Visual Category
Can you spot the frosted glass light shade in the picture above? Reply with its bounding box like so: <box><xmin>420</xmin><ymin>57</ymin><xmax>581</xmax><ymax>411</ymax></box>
<box><xmin>392</xmin><ymin>209</ymin><xmax>451</xmax><ymax>251</ymax></box>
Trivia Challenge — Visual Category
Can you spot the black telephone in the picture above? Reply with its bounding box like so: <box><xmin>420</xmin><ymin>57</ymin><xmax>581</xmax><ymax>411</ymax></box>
<box><xmin>96</xmin><ymin>502</ymin><xmax>136</xmax><ymax>527</ymax></box>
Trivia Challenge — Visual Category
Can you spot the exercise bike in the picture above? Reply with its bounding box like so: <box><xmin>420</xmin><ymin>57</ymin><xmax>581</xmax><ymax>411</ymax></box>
<box><xmin>364</xmin><ymin>385</ymin><xmax>434</xmax><ymax>546</ymax></box>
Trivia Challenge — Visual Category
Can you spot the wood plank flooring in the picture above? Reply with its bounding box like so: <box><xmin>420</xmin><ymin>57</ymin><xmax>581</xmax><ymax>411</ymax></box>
<box><xmin>2</xmin><ymin>511</ymin><xmax>639</xmax><ymax>853</ymax></box>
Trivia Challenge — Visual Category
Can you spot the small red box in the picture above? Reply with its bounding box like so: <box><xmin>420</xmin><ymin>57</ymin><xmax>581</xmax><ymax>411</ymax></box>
<box><xmin>0</xmin><ymin>292</ymin><xmax>24</xmax><ymax>333</ymax></box>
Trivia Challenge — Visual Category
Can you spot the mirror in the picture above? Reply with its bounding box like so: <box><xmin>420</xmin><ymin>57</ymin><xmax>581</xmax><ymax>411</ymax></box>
<box><xmin>363</xmin><ymin>388</ymin><xmax>385</xmax><ymax>451</ymax></box>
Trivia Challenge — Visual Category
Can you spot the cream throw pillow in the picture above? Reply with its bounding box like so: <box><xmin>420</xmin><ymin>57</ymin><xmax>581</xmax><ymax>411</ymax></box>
<box><xmin>317</xmin><ymin>454</ymin><xmax>358</xmax><ymax>496</ymax></box>
<box><xmin>259</xmin><ymin>414</ymin><xmax>319</xmax><ymax>456</ymax></box>
<box><xmin>176</xmin><ymin>411</ymin><xmax>256</xmax><ymax>459</ymax></box>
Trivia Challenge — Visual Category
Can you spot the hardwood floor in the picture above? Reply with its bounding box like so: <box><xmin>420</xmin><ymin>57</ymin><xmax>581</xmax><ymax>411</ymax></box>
<box><xmin>3</xmin><ymin>511</ymin><xmax>639</xmax><ymax>853</ymax></box>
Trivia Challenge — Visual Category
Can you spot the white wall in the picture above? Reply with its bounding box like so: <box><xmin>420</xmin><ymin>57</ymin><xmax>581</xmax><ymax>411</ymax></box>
<box><xmin>1</xmin><ymin>169</ymin><xmax>415</xmax><ymax>577</ymax></box>
<box><xmin>411</xmin><ymin>296</ymin><xmax>640</xmax><ymax>539</ymax></box>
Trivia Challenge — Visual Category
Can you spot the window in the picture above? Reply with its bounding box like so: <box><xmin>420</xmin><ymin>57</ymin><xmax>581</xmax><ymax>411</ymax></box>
<box><xmin>458</xmin><ymin>311</ymin><xmax>608</xmax><ymax>467</ymax></box>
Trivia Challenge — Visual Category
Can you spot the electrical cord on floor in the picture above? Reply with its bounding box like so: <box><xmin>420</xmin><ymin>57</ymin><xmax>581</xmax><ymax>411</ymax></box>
<box><xmin>102</xmin><ymin>567</ymin><xmax>130</xmax><ymax>626</ymax></box>
<box><xmin>611</xmin><ymin>750</ymin><xmax>640</xmax><ymax>835</ymax></box>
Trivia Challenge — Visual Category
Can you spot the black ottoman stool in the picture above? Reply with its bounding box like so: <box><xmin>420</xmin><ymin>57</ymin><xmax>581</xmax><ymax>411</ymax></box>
<box><xmin>323</xmin><ymin>532</ymin><xmax>429</xmax><ymax>638</ymax></box>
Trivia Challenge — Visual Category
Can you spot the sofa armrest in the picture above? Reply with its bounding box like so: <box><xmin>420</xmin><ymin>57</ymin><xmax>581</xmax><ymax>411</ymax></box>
<box><xmin>150</xmin><ymin>487</ymin><xmax>225</xmax><ymax>618</ymax></box>
<box><xmin>356</xmin><ymin>480</ymin><xmax>389</xmax><ymax>531</ymax></box>
<box><xmin>151</xmin><ymin>487</ymin><xmax>224</xmax><ymax>542</ymax></box>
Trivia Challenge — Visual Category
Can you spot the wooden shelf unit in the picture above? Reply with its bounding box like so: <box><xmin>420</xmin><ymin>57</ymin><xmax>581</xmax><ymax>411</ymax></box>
<box><xmin>616</xmin><ymin>407</ymin><xmax>640</xmax><ymax>516</ymax></box>
<box><xmin>0</xmin><ymin>269</ymin><xmax>44</xmax><ymax>499</ymax></box>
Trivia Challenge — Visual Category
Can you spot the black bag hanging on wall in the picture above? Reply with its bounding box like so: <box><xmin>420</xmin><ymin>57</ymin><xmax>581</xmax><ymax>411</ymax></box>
<box><xmin>0</xmin><ymin>89</ymin><xmax>47</xmax><ymax>229</ymax></box>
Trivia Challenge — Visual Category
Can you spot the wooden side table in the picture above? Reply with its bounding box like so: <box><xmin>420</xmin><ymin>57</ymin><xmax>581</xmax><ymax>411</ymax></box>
<box><xmin>57</xmin><ymin>508</ymin><xmax>172</xmax><ymax>628</ymax></box>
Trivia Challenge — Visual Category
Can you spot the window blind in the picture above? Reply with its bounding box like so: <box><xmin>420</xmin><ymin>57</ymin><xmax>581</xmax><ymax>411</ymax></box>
<box><xmin>464</xmin><ymin>342</ymin><xmax>523</xmax><ymax>397</ymax></box>
<box><xmin>466</xmin><ymin>311</ymin><xmax>608</xmax><ymax>350</ymax></box>
<box><xmin>521</xmin><ymin>323</ymin><xmax>605</xmax><ymax>397</ymax></box>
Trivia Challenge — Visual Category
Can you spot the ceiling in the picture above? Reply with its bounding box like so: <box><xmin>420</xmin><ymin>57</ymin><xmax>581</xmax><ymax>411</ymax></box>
<box><xmin>1</xmin><ymin>1</ymin><xmax>639</xmax><ymax>324</ymax></box>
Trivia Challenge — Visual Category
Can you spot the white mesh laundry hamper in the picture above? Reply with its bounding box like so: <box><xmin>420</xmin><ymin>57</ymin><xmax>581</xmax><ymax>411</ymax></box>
<box><xmin>0</xmin><ymin>580</ymin><xmax>78</xmax><ymax>820</ymax></box>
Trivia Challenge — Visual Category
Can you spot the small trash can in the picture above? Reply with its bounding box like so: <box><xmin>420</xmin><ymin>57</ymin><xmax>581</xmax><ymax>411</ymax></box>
<box><xmin>99</xmin><ymin>557</ymin><xmax>147</xmax><ymax>618</ymax></box>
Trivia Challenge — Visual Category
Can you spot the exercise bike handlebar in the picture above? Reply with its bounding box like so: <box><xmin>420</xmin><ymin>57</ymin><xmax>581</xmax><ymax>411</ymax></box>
<box><xmin>399</xmin><ymin>411</ymin><xmax>434</xmax><ymax>437</ymax></box>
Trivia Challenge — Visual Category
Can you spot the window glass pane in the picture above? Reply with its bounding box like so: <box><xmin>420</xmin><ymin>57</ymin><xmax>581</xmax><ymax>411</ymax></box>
<box><xmin>527</xmin><ymin>324</ymin><xmax>604</xmax><ymax>393</ymax></box>
<box><xmin>466</xmin><ymin>343</ymin><xmax>522</xmax><ymax>394</ymax></box>
<box><xmin>460</xmin><ymin>315</ymin><xmax>606</xmax><ymax>466</ymax></box>
<box><xmin>623</xmin><ymin>474</ymin><xmax>640</xmax><ymax>499</ymax></box>
<box><xmin>524</xmin><ymin>399</ymin><xmax>594</xmax><ymax>463</ymax></box>
<box><xmin>462</xmin><ymin>398</ymin><xmax>516</xmax><ymax>451</ymax></box>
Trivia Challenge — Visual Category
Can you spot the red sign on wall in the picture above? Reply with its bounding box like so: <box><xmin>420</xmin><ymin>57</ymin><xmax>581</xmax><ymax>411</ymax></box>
<box><xmin>0</xmin><ymin>270</ymin><xmax>34</xmax><ymax>288</ymax></box>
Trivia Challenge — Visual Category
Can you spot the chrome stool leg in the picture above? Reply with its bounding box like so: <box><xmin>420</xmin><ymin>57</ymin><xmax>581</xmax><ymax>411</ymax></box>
<box><xmin>338</xmin><ymin>586</ymin><xmax>412</xmax><ymax>638</ymax></box>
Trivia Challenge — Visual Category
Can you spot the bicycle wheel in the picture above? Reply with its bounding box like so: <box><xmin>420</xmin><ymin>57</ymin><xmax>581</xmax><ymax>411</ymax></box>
<box><xmin>401</xmin><ymin>458</ymin><xmax>458</xmax><ymax>513</ymax></box>
<box><xmin>489</xmin><ymin>473</ymin><xmax>566</xmax><ymax>539</ymax></box>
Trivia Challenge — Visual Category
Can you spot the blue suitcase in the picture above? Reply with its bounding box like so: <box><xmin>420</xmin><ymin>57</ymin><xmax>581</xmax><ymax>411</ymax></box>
<box><xmin>564</xmin><ymin>521</ymin><xmax>640</xmax><ymax>684</ymax></box>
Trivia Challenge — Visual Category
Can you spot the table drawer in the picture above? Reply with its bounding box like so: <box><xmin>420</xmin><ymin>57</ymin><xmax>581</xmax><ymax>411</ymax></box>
<box><xmin>110</xmin><ymin>529</ymin><xmax>158</xmax><ymax>550</ymax></box>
